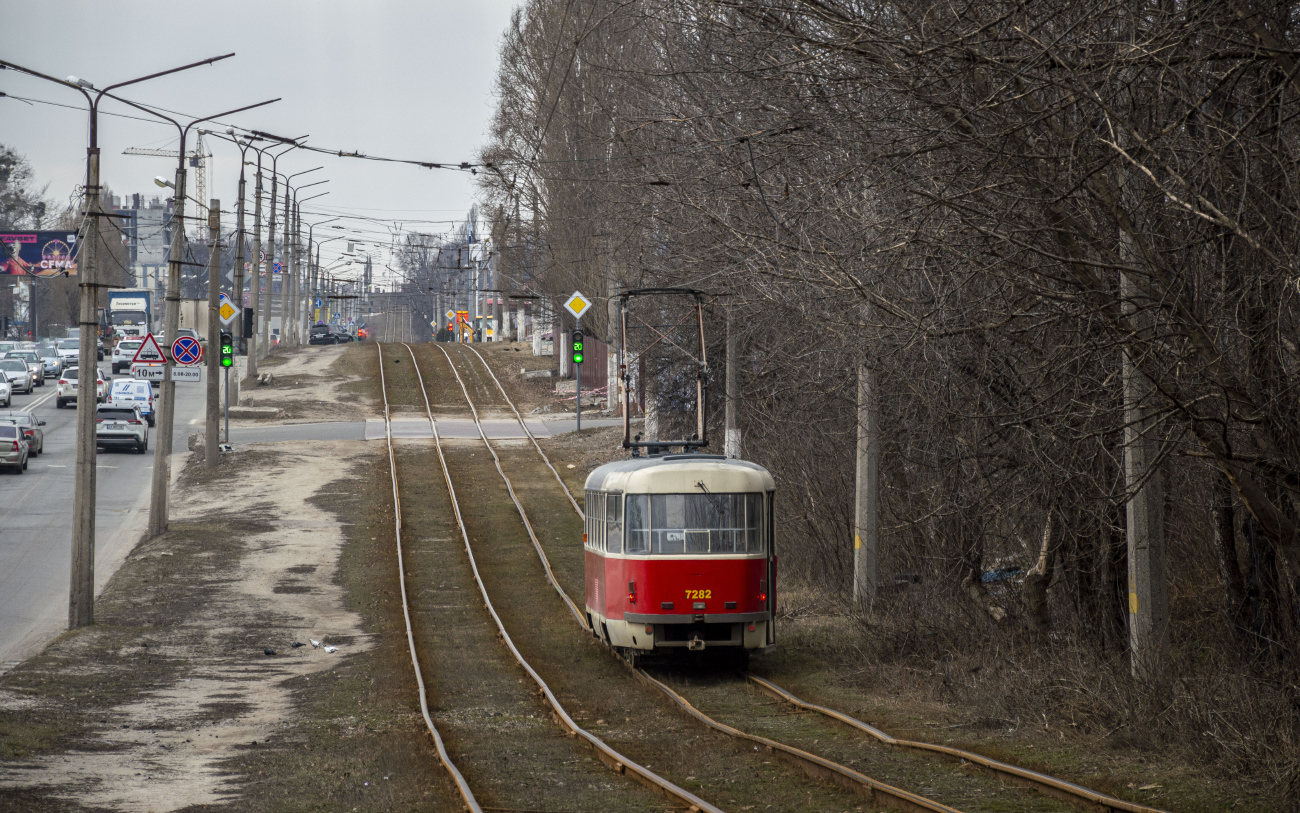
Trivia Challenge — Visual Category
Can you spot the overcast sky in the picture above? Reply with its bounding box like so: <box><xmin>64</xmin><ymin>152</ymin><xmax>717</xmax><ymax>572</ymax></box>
<box><xmin>0</xmin><ymin>0</ymin><xmax>520</xmax><ymax>276</ymax></box>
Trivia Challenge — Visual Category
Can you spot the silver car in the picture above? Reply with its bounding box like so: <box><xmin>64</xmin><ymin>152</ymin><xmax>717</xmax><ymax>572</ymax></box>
<box><xmin>0</xmin><ymin>359</ymin><xmax>33</xmax><ymax>394</ymax></box>
<box><xmin>0</xmin><ymin>423</ymin><xmax>28</xmax><ymax>473</ymax></box>
<box><xmin>3</xmin><ymin>351</ymin><xmax>45</xmax><ymax>386</ymax></box>
<box><xmin>0</xmin><ymin>412</ymin><xmax>45</xmax><ymax>456</ymax></box>
<box><xmin>37</xmin><ymin>345</ymin><xmax>61</xmax><ymax>377</ymax></box>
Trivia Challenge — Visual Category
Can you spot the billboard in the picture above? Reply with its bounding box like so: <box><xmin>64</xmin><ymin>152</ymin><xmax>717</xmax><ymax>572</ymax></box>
<box><xmin>0</xmin><ymin>231</ymin><xmax>81</xmax><ymax>276</ymax></box>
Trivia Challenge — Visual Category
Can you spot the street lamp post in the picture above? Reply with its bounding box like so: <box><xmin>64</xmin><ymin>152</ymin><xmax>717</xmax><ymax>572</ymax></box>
<box><xmin>304</xmin><ymin>218</ymin><xmax>341</xmax><ymax>331</ymax></box>
<box><xmin>267</xmin><ymin>168</ymin><xmax>321</xmax><ymax>349</ymax></box>
<box><xmin>129</xmin><ymin>113</ymin><xmax>279</xmax><ymax>540</ymax></box>
<box><xmin>293</xmin><ymin>192</ymin><xmax>331</xmax><ymax>344</ymax></box>
<box><xmin>0</xmin><ymin>53</ymin><xmax>256</xmax><ymax>627</ymax></box>
<box><xmin>257</xmin><ymin>149</ymin><xmax>304</xmax><ymax>358</ymax></box>
<box><xmin>290</xmin><ymin>183</ymin><xmax>328</xmax><ymax>345</ymax></box>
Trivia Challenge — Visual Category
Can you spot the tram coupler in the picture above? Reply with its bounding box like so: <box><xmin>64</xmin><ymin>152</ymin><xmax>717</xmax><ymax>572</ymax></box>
<box><xmin>688</xmin><ymin>635</ymin><xmax>706</xmax><ymax>651</ymax></box>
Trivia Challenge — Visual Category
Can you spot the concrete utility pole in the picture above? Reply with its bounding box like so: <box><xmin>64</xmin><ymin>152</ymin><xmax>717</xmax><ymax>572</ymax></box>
<box><xmin>279</xmin><ymin>180</ymin><xmax>289</xmax><ymax>347</ymax></box>
<box><xmin>232</xmin><ymin>153</ymin><xmax>247</xmax><ymax>358</ymax></box>
<box><xmin>70</xmin><ymin>146</ymin><xmax>101</xmax><ymax>628</ymax></box>
<box><xmin>260</xmin><ymin>167</ymin><xmax>277</xmax><ymax>356</ymax></box>
<box><xmin>1121</xmin><ymin>269</ymin><xmax>1169</xmax><ymax>681</ymax></box>
<box><xmin>853</xmin><ymin>361</ymin><xmax>880</xmax><ymax>608</ymax></box>
<box><xmin>132</xmin><ymin>103</ymin><xmax>279</xmax><ymax>541</ymax></box>
<box><xmin>247</xmin><ymin>149</ymin><xmax>263</xmax><ymax>377</ymax></box>
<box><xmin>148</xmin><ymin>162</ymin><xmax>186</xmax><ymax>538</ymax></box>
<box><xmin>205</xmin><ymin>201</ymin><xmax>221</xmax><ymax>467</ymax></box>
<box><xmin>725</xmin><ymin>306</ymin><xmax>741</xmax><ymax>458</ymax></box>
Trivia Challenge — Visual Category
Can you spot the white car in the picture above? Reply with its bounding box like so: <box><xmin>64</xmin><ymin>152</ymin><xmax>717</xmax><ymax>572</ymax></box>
<box><xmin>95</xmin><ymin>404</ymin><xmax>149</xmax><ymax>453</ymax></box>
<box><xmin>0</xmin><ymin>378</ymin><xmax>10</xmax><ymax>408</ymax></box>
<box><xmin>108</xmin><ymin>379</ymin><xmax>155</xmax><ymax>426</ymax></box>
<box><xmin>0</xmin><ymin>359</ymin><xmax>33</xmax><ymax>394</ymax></box>
<box><xmin>56</xmin><ymin>340</ymin><xmax>81</xmax><ymax>366</ymax></box>
<box><xmin>111</xmin><ymin>339</ymin><xmax>143</xmax><ymax>374</ymax></box>
<box><xmin>56</xmin><ymin>366</ymin><xmax>107</xmax><ymax>408</ymax></box>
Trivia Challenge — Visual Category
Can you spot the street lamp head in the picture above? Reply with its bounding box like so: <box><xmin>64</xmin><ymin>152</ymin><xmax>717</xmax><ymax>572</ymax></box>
<box><xmin>66</xmin><ymin>75</ymin><xmax>93</xmax><ymax>89</ymax></box>
<box><xmin>154</xmin><ymin>176</ymin><xmax>175</xmax><ymax>189</ymax></box>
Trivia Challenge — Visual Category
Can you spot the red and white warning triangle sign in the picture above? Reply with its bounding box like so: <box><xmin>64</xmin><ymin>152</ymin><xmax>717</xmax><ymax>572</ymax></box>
<box><xmin>132</xmin><ymin>332</ymin><xmax>167</xmax><ymax>364</ymax></box>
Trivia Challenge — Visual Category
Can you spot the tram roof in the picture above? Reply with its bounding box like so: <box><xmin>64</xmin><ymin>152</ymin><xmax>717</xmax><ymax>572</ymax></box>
<box><xmin>585</xmin><ymin>454</ymin><xmax>775</xmax><ymax>494</ymax></box>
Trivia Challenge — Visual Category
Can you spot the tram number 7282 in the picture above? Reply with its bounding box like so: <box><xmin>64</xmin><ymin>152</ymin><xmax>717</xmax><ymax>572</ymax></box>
<box><xmin>583</xmin><ymin>454</ymin><xmax>777</xmax><ymax>657</ymax></box>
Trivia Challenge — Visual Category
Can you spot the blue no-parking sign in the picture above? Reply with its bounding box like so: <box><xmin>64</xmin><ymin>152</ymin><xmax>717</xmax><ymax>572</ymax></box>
<box><xmin>171</xmin><ymin>335</ymin><xmax>203</xmax><ymax>366</ymax></box>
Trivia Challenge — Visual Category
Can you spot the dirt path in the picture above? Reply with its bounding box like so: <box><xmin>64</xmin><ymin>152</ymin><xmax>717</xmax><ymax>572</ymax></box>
<box><xmin>0</xmin><ymin>442</ymin><xmax>377</xmax><ymax>811</ymax></box>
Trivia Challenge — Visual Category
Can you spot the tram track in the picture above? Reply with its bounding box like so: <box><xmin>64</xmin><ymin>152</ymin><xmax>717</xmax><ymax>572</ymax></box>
<box><xmin>444</xmin><ymin>341</ymin><xmax>1173</xmax><ymax>813</ymax></box>
<box><xmin>379</xmin><ymin>342</ymin><xmax>722</xmax><ymax>813</ymax></box>
<box><xmin>417</xmin><ymin>343</ymin><xmax>973</xmax><ymax>811</ymax></box>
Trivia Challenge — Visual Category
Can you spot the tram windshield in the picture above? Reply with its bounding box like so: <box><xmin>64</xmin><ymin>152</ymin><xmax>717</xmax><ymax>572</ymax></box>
<box><xmin>624</xmin><ymin>493</ymin><xmax>763</xmax><ymax>554</ymax></box>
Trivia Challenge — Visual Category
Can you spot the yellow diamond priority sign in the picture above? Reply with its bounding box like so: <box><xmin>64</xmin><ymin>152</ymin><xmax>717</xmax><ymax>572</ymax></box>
<box><xmin>218</xmin><ymin>293</ymin><xmax>238</xmax><ymax>324</ymax></box>
<box><xmin>563</xmin><ymin>291</ymin><xmax>592</xmax><ymax>321</ymax></box>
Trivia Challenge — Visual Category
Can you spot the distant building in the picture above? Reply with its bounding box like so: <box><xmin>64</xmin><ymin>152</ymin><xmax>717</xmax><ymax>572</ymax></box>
<box><xmin>112</xmin><ymin>193</ymin><xmax>172</xmax><ymax>291</ymax></box>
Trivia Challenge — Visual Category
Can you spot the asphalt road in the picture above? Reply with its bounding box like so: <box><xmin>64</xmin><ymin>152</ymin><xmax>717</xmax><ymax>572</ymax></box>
<box><xmin>0</xmin><ymin>368</ymin><xmax>206</xmax><ymax>668</ymax></box>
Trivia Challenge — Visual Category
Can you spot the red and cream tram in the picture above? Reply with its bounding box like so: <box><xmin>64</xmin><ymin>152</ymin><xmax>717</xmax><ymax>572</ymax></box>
<box><xmin>584</xmin><ymin>454</ymin><xmax>776</xmax><ymax>660</ymax></box>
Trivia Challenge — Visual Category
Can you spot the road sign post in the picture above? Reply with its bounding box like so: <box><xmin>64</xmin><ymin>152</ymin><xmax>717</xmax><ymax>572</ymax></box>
<box><xmin>220</xmin><ymin>330</ymin><xmax>233</xmax><ymax>444</ymax></box>
<box><xmin>564</xmin><ymin>294</ymin><xmax>590</xmax><ymax>432</ymax></box>
<box><xmin>572</xmin><ymin>328</ymin><xmax>585</xmax><ymax>432</ymax></box>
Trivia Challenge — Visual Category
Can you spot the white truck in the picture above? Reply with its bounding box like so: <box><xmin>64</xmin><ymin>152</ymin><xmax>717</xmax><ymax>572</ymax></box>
<box><xmin>108</xmin><ymin>289</ymin><xmax>152</xmax><ymax>339</ymax></box>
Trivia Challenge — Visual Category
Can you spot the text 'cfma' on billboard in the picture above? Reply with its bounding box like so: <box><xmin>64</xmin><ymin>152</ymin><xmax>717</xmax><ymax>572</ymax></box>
<box><xmin>1</xmin><ymin>231</ymin><xmax>80</xmax><ymax>276</ymax></box>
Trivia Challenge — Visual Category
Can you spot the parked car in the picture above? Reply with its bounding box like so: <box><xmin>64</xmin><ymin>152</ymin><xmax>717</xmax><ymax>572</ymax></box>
<box><xmin>95</xmin><ymin>404</ymin><xmax>148</xmax><ymax>453</ymax></box>
<box><xmin>56</xmin><ymin>339</ymin><xmax>81</xmax><ymax>367</ymax></box>
<box><xmin>3</xmin><ymin>351</ymin><xmax>46</xmax><ymax>386</ymax></box>
<box><xmin>108</xmin><ymin>378</ymin><xmax>155</xmax><ymax>426</ymax></box>
<box><xmin>0</xmin><ymin>412</ymin><xmax>45</xmax><ymax>456</ymax></box>
<box><xmin>330</xmin><ymin>327</ymin><xmax>353</xmax><ymax>343</ymax></box>
<box><xmin>56</xmin><ymin>366</ymin><xmax>107</xmax><ymax>408</ymax></box>
<box><xmin>111</xmin><ymin>339</ymin><xmax>143</xmax><ymax>374</ymax></box>
<box><xmin>0</xmin><ymin>378</ymin><xmax>10</xmax><ymax>408</ymax></box>
<box><xmin>0</xmin><ymin>423</ymin><xmax>28</xmax><ymax>473</ymax></box>
<box><xmin>0</xmin><ymin>359</ymin><xmax>34</xmax><ymax>394</ymax></box>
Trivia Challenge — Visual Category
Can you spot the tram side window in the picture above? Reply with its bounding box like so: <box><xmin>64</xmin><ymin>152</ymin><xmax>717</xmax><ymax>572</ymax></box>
<box><xmin>605</xmin><ymin>492</ymin><xmax>622</xmax><ymax>553</ymax></box>
<box><xmin>584</xmin><ymin>490</ymin><xmax>604</xmax><ymax>549</ymax></box>
<box><xmin>624</xmin><ymin>493</ymin><xmax>764</xmax><ymax>554</ymax></box>
<box><xmin>625</xmin><ymin>495</ymin><xmax>649</xmax><ymax>553</ymax></box>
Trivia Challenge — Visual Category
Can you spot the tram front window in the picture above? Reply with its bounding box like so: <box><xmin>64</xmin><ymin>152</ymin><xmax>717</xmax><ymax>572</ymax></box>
<box><xmin>624</xmin><ymin>493</ymin><xmax>763</xmax><ymax>554</ymax></box>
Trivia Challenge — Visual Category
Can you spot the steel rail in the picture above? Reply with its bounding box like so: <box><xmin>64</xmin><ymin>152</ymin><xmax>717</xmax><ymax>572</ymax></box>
<box><xmin>457</xmin><ymin>342</ymin><xmax>1174</xmax><ymax>813</ymax></box>
<box><xmin>431</xmin><ymin>344</ymin><xmax>587</xmax><ymax>629</ymax></box>
<box><xmin>461</xmin><ymin>344</ymin><xmax>583</xmax><ymax>518</ymax></box>
<box><xmin>743</xmin><ymin>675</ymin><xmax>1170</xmax><ymax>813</ymax></box>
<box><xmin>442</xmin><ymin>345</ymin><xmax>968</xmax><ymax>812</ymax></box>
<box><xmin>375</xmin><ymin>343</ymin><xmax>482</xmax><ymax>812</ymax></box>
<box><xmin>404</xmin><ymin>343</ymin><xmax>724</xmax><ymax>813</ymax></box>
<box><xmin>638</xmin><ymin>670</ymin><xmax>960</xmax><ymax>813</ymax></box>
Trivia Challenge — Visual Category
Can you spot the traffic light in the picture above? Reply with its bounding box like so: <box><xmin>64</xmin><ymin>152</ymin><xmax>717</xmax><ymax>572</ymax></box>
<box><xmin>220</xmin><ymin>331</ymin><xmax>233</xmax><ymax>368</ymax></box>
<box><xmin>571</xmin><ymin>329</ymin><xmax>584</xmax><ymax>365</ymax></box>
